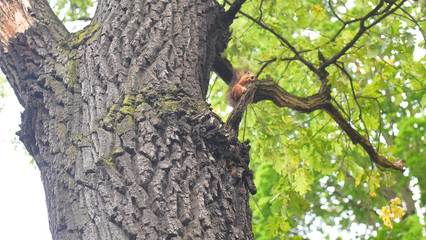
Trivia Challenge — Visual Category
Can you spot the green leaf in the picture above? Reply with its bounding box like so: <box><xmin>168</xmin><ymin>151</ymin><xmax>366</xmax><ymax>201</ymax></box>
<box><xmin>293</xmin><ymin>168</ymin><xmax>314</xmax><ymax>195</ymax></box>
<box><xmin>346</xmin><ymin>158</ymin><xmax>365</xmax><ymax>187</ymax></box>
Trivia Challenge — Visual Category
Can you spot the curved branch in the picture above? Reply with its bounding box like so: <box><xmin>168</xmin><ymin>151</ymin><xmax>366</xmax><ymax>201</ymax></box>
<box><xmin>252</xmin><ymin>80</ymin><xmax>330</xmax><ymax>113</ymax></box>
<box><xmin>328</xmin><ymin>0</ymin><xmax>344</xmax><ymax>23</ymax></box>
<box><xmin>255</xmin><ymin>58</ymin><xmax>276</xmax><ymax>78</ymax></box>
<box><xmin>323</xmin><ymin>103</ymin><xmax>405</xmax><ymax>171</ymax></box>
<box><xmin>252</xmin><ymin>80</ymin><xmax>405</xmax><ymax>171</ymax></box>
<box><xmin>214</xmin><ymin>0</ymin><xmax>408</xmax><ymax>171</ymax></box>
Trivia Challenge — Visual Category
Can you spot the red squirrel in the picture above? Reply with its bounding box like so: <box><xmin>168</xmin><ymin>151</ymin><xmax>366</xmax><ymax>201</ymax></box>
<box><xmin>227</xmin><ymin>71</ymin><xmax>256</xmax><ymax>106</ymax></box>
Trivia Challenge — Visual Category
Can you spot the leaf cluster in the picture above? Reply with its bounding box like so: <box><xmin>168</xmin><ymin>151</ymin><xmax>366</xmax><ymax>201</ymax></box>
<box><xmin>49</xmin><ymin>0</ymin><xmax>95</xmax><ymax>22</ymax></box>
<box><xmin>210</xmin><ymin>0</ymin><xmax>425</xmax><ymax>238</ymax></box>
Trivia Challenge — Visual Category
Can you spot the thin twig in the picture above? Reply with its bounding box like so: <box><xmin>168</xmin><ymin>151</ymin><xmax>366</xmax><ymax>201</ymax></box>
<box><xmin>399</xmin><ymin>8</ymin><xmax>426</xmax><ymax>43</ymax></box>
<box><xmin>328</xmin><ymin>0</ymin><xmax>344</xmax><ymax>23</ymax></box>
<box><xmin>223</xmin><ymin>0</ymin><xmax>318</xmax><ymax>74</ymax></box>
<box><xmin>335</xmin><ymin>63</ymin><xmax>370</xmax><ymax>139</ymax></box>
<box><xmin>323</xmin><ymin>0</ymin><xmax>406</xmax><ymax>69</ymax></box>
<box><xmin>256</xmin><ymin>57</ymin><xmax>277</xmax><ymax>78</ymax></box>
<box><xmin>258</xmin><ymin>0</ymin><xmax>264</xmax><ymax>22</ymax></box>
<box><xmin>331</xmin><ymin>96</ymin><xmax>349</xmax><ymax>120</ymax></box>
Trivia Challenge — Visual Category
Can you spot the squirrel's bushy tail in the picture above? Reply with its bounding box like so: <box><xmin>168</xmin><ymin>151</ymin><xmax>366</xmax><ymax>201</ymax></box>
<box><xmin>227</xmin><ymin>91</ymin><xmax>238</xmax><ymax>106</ymax></box>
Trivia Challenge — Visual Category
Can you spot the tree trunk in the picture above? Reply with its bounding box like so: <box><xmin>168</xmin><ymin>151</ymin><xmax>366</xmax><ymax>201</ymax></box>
<box><xmin>0</xmin><ymin>0</ymin><xmax>255</xmax><ymax>239</ymax></box>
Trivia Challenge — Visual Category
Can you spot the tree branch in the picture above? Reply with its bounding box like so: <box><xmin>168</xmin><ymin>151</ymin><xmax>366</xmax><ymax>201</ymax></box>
<box><xmin>322</xmin><ymin>0</ymin><xmax>406</xmax><ymax>70</ymax></box>
<box><xmin>335</xmin><ymin>63</ymin><xmax>370</xmax><ymax>139</ymax></box>
<box><xmin>0</xmin><ymin>0</ymin><xmax>68</xmax><ymax>53</ymax></box>
<box><xmin>214</xmin><ymin>0</ymin><xmax>408</xmax><ymax>171</ymax></box>
<box><xmin>224</xmin><ymin>0</ymin><xmax>319</xmax><ymax>75</ymax></box>
<box><xmin>323</xmin><ymin>103</ymin><xmax>405</xmax><ymax>171</ymax></box>
<box><xmin>255</xmin><ymin>58</ymin><xmax>276</xmax><ymax>79</ymax></box>
<box><xmin>226</xmin><ymin>0</ymin><xmax>247</xmax><ymax>21</ymax></box>
<box><xmin>398</xmin><ymin>8</ymin><xmax>426</xmax><ymax>44</ymax></box>
<box><xmin>251</xmin><ymin>80</ymin><xmax>405</xmax><ymax>171</ymax></box>
<box><xmin>0</xmin><ymin>0</ymin><xmax>68</xmax><ymax>106</ymax></box>
<box><xmin>252</xmin><ymin>80</ymin><xmax>330</xmax><ymax>113</ymax></box>
<box><xmin>212</xmin><ymin>55</ymin><xmax>235</xmax><ymax>85</ymax></box>
<box><xmin>212</xmin><ymin>56</ymin><xmax>404</xmax><ymax>171</ymax></box>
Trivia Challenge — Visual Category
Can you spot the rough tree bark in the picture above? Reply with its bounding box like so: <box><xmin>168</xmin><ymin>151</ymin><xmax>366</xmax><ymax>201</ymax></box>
<box><xmin>0</xmin><ymin>0</ymin><xmax>255</xmax><ymax>239</ymax></box>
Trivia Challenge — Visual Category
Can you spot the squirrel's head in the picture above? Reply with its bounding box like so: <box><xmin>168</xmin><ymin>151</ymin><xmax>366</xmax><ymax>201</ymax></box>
<box><xmin>243</xmin><ymin>71</ymin><xmax>256</xmax><ymax>82</ymax></box>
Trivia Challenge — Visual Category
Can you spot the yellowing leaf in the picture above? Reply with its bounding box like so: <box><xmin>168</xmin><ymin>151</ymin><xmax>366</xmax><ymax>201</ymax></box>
<box><xmin>383</xmin><ymin>58</ymin><xmax>396</xmax><ymax>65</ymax></box>
<box><xmin>378</xmin><ymin>206</ymin><xmax>391</xmax><ymax>220</ymax></box>
<box><xmin>378</xmin><ymin>206</ymin><xmax>393</xmax><ymax>228</ymax></box>
<box><xmin>310</xmin><ymin>6</ymin><xmax>323</xmax><ymax>12</ymax></box>
<box><xmin>378</xmin><ymin>197</ymin><xmax>406</xmax><ymax>229</ymax></box>
<box><xmin>390</xmin><ymin>197</ymin><xmax>402</xmax><ymax>205</ymax></box>
<box><xmin>384</xmin><ymin>218</ymin><xmax>393</xmax><ymax>229</ymax></box>
<box><xmin>369</xmin><ymin>171</ymin><xmax>381</xmax><ymax>193</ymax></box>
<box><xmin>392</xmin><ymin>206</ymin><xmax>406</xmax><ymax>219</ymax></box>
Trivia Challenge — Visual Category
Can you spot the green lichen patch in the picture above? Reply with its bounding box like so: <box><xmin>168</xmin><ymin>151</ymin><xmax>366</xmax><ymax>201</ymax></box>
<box><xmin>97</xmin><ymin>153</ymin><xmax>115</xmax><ymax>168</ymax></box>
<box><xmin>105</xmin><ymin>157</ymin><xmax>114</xmax><ymax>167</ymax></box>
<box><xmin>119</xmin><ymin>105</ymin><xmax>135</xmax><ymax>115</ymax></box>
<box><xmin>112</xmin><ymin>148</ymin><xmax>125</xmax><ymax>158</ymax></box>
<box><xmin>123</xmin><ymin>95</ymin><xmax>135</xmax><ymax>106</ymax></box>
<box><xmin>101</xmin><ymin>87</ymin><xmax>208</xmax><ymax>135</ymax></box>
<box><xmin>87</xmin><ymin>30</ymin><xmax>100</xmax><ymax>44</ymax></box>
<box><xmin>155</xmin><ymin>96</ymin><xmax>209</xmax><ymax>116</ymax></box>
<box><xmin>137</xmin><ymin>86</ymin><xmax>208</xmax><ymax>114</ymax></box>
<box><xmin>70</xmin><ymin>22</ymin><xmax>100</xmax><ymax>48</ymax></box>
<box><xmin>69</xmin><ymin>50</ymin><xmax>77</xmax><ymax>60</ymax></box>
<box><xmin>101</xmin><ymin>103</ymin><xmax>119</xmax><ymax>131</ymax></box>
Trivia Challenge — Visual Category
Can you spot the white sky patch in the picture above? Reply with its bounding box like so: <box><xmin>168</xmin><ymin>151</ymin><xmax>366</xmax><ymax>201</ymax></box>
<box><xmin>337</xmin><ymin>6</ymin><xmax>346</xmax><ymax>14</ymax></box>
<box><xmin>345</xmin><ymin>0</ymin><xmax>355</xmax><ymax>9</ymax></box>
<box><xmin>409</xmin><ymin>27</ymin><xmax>426</xmax><ymax>61</ymax></box>
<box><xmin>0</xmin><ymin>80</ymin><xmax>51</xmax><ymax>240</ymax></box>
<box><xmin>301</xmin><ymin>29</ymin><xmax>320</xmax><ymax>40</ymax></box>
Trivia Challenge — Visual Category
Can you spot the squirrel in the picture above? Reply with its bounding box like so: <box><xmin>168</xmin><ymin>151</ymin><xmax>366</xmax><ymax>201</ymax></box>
<box><xmin>227</xmin><ymin>71</ymin><xmax>256</xmax><ymax>106</ymax></box>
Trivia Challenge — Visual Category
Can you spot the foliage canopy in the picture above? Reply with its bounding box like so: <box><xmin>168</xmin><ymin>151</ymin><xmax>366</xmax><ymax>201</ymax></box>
<box><xmin>208</xmin><ymin>0</ymin><xmax>425</xmax><ymax>239</ymax></box>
